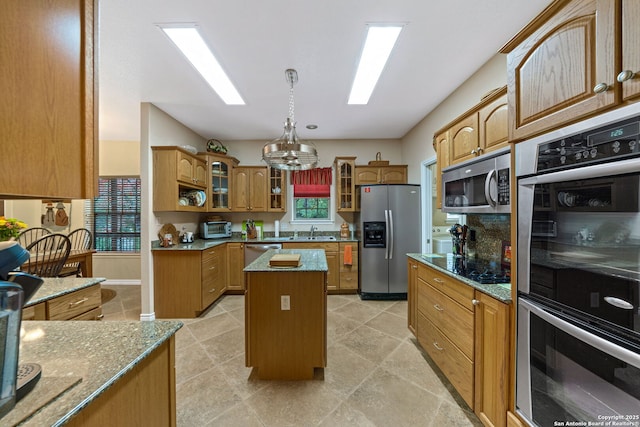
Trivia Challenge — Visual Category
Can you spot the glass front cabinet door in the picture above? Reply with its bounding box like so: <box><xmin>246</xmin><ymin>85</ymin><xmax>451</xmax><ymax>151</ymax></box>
<box><xmin>268</xmin><ymin>167</ymin><xmax>287</xmax><ymax>212</ymax></box>
<box><xmin>203</xmin><ymin>153</ymin><xmax>239</xmax><ymax>212</ymax></box>
<box><xmin>335</xmin><ymin>157</ymin><xmax>356</xmax><ymax>212</ymax></box>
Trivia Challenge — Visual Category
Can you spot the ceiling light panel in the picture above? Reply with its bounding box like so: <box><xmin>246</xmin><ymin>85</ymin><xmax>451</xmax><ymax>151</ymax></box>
<box><xmin>348</xmin><ymin>25</ymin><xmax>403</xmax><ymax>105</ymax></box>
<box><xmin>159</xmin><ymin>24</ymin><xmax>245</xmax><ymax>105</ymax></box>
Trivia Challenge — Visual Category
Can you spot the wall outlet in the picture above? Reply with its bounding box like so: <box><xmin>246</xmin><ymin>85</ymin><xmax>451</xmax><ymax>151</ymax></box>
<box><xmin>281</xmin><ymin>295</ymin><xmax>290</xmax><ymax>310</ymax></box>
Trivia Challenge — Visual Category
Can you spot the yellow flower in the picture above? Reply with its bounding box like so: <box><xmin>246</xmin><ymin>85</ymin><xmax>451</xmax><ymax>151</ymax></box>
<box><xmin>0</xmin><ymin>216</ymin><xmax>28</xmax><ymax>241</ymax></box>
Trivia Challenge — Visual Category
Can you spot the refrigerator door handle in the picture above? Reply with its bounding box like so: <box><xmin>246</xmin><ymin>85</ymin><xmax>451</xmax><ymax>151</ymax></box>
<box><xmin>384</xmin><ymin>209</ymin><xmax>389</xmax><ymax>259</ymax></box>
<box><xmin>388</xmin><ymin>209</ymin><xmax>394</xmax><ymax>259</ymax></box>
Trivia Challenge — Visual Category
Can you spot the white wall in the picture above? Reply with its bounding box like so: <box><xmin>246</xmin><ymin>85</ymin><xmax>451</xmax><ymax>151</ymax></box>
<box><xmin>401</xmin><ymin>55</ymin><xmax>508</xmax><ymax>183</ymax></box>
<box><xmin>140</xmin><ymin>103</ymin><xmax>208</xmax><ymax>319</ymax></box>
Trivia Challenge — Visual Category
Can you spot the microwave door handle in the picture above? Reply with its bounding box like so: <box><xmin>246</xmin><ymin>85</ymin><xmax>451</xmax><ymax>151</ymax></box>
<box><xmin>485</xmin><ymin>169</ymin><xmax>497</xmax><ymax>206</ymax></box>
<box><xmin>384</xmin><ymin>210</ymin><xmax>390</xmax><ymax>260</ymax></box>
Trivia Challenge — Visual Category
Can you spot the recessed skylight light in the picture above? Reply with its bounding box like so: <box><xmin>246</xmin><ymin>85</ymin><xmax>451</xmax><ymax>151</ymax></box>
<box><xmin>159</xmin><ymin>24</ymin><xmax>245</xmax><ymax>105</ymax></box>
<box><xmin>348</xmin><ymin>25</ymin><xmax>403</xmax><ymax>105</ymax></box>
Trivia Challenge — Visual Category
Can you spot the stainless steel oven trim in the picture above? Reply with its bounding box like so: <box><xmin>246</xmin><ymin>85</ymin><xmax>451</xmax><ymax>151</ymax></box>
<box><xmin>518</xmin><ymin>156</ymin><xmax>640</xmax><ymax>185</ymax></box>
<box><xmin>516</xmin><ymin>297</ymin><xmax>640</xmax><ymax>423</ymax></box>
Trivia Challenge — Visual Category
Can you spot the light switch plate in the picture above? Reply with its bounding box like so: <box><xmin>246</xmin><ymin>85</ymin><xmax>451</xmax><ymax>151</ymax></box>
<box><xmin>281</xmin><ymin>295</ymin><xmax>290</xmax><ymax>310</ymax></box>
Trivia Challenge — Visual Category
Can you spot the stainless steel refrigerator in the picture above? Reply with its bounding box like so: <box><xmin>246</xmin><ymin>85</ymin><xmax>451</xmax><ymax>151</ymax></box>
<box><xmin>357</xmin><ymin>184</ymin><xmax>421</xmax><ymax>299</ymax></box>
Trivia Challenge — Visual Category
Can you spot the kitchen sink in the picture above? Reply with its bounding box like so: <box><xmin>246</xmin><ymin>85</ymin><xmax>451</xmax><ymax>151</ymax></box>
<box><xmin>290</xmin><ymin>236</ymin><xmax>336</xmax><ymax>241</ymax></box>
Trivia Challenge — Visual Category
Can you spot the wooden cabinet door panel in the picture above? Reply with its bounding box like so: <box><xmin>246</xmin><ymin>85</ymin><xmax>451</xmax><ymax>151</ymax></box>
<box><xmin>621</xmin><ymin>0</ymin><xmax>640</xmax><ymax>102</ymax></box>
<box><xmin>355</xmin><ymin>167</ymin><xmax>380</xmax><ymax>185</ymax></box>
<box><xmin>177</xmin><ymin>152</ymin><xmax>195</xmax><ymax>184</ymax></box>
<box><xmin>474</xmin><ymin>293</ymin><xmax>509</xmax><ymax>427</ymax></box>
<box><xmin>506</xmin><ymin>0</ymin><xmax>616</xmax><ymax>141</ymax></box>
<box><xmin>250</xmin><ymin>168</ymin><xmax>268</xmax><ymax>211</ymax></box>
<box><xmin>380</xmin><ymin>167</ymin><xmax>407</xmax><ymax>184</ymax></box>
<box><xmin>0</xmin><ymin>0</ymin><xmax>97</xmax><ymax>199</ymax></box>
<box><xmin>434</xmin><ymin>131</ymin><xmax>449</xmax><ymax>209</ymax></box>
<box><xmin>194</xmin><ymin>157</ymin><xmax>207</xmax><ymax>187</ymax></box>
<box><xmin>226</xmin><ymin>243</ymin><xmax>245</xmax><ymax>291</ymax></box>
<box><xmin>450</xmin><ymin>113</ymin><xmax>479</xmax><ymax>164</ymax></box>
<box><xmin>479</xmin><ymin>93</ymin><xmax>508</xmax><ymax>154</ymax></box>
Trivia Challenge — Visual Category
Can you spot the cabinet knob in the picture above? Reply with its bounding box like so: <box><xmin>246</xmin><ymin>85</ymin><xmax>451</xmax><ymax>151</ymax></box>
<box><xmin>471</xmin><ymin>149</ymin><xmax>477</xmax><ymax>155</ymax></box>
<box><xmin>476</xmin><ymin>147</ymin><xmax>483</xmax><ymax>154</ymax></box>
<box><xmin>433</xmin><ymin>342</ymin><xmax>444</xmax><ymax>351</ymax></box>
<box><xmin>593</xmin><ymin>82</ymin><xmax>610</xmax><ymax>94</ymax></box>
<box><xmin>411</xmin><ymin>264</ymin><xmax>417</xmax><ymax>270</ymax></box>
<box><xmin>617</xmin><ymin>70</ymin><xmax>637</xmax><ymax>83</ymax></box>
<box><xmin>472</xmin><ymin>299</ymin><xmax>480</xmax><ymax>306</ymax></box>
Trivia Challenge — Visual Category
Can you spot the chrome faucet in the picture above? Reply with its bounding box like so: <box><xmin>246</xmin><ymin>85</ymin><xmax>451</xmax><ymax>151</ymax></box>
<box><xmin>310</xmin><ymin>225</ymin><xmax>317</xmax><ymax>238</ymax></box>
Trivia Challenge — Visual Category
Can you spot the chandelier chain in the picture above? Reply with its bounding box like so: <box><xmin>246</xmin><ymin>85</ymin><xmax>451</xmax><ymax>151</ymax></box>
<box><xmin>288</xmin><ymin>86</ymin><xmax>295</xmax><ymax>122</ymax></box>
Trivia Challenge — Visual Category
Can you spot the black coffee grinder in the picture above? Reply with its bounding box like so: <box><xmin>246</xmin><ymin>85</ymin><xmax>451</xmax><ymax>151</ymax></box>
<box><xmin>0</xmin><ymin>241</ymin><xmax>44</xmax><ymax>418</ymax></box>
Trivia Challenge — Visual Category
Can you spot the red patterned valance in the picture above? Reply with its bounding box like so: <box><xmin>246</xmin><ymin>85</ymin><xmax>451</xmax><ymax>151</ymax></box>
<box><xmin>291</xmin><ymin>167</ymin><xmax>332</xmax><ymax>186</ymax></box>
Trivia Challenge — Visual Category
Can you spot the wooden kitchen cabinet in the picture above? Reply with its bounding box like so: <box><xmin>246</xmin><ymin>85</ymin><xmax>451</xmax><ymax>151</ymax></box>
<box><xmin>338</xmin><ymin>242</ymin><xmax>358</xmax><ymax>293</ymax></box>
<box><xmin>282</xmin><ymin>242</ymin><xmax>340</xmax><ymax>292</ymax></box>
<box><xmin>440</xmin><ymin>87</ymin><xmax>508</xmax><ymax>167</ymax></box>
<box><xmin>201</xmin><ymin>152</ymin><xmax>239</xmax><ymax>212</ymax></box>
<box><xmin>0</xmin><ymin>0</ymin><xmax>98</xmax><ymax>199</ymax></box>
<box><xmin>434</xmin><ymin>131</ymin><xmax>450</xmax><ymax>209</ymax></box>
<box><xmin>177</xmin><ymin>150</ymin><xmax>207</xmax><ymax>187</ymax></box>
<box><xmin>152</xmin><ymin>146</ymin><xmax>207</xmax><ymax>212</ymax></box>
<box><xmin>355</xmin><ymin>165</ymin><xmax>408</xmax><ymax>185</ymax></box>
<box><xmin>22</xmin><ymin>284</ymin><xmax>102</xmax><ymax>320</ymax></box>
<box><xmin>268</xmin><ymin>167</ymin><xmax>287</xmax><ymax>212</ymax></box>
<box><xmin>450</xmin><ymin>114</ymin><xmax>479</xmax><ymax>165</ymax></box>
<box><xmin>232</xmin><ymin>166</ymin><xmax>268</xmax><ymax>212</ymax></box>
<box><xmin>416</xmin><ymin>262</ymin><xmax>475</xmax><ymax>408</ymax></box>
<box><xmin>202</xmin><ymin>246</ymin><xmax>226</xmax><ymax>309</ymax></box>
<box><xmin>407</xmin><ymin>258</ymin><xmax>418</xmax><ymax>336</ymax></box>
<box><xmin>501</xmin><ymin>0</ymin><xmax>624</xmax><ymax>141</ymax></box>
<box><xmin>335</xmin><ymin>157</ymin><xmax>357</xmax><ymax>212</ymax></box>
<box><xmin>226</xmin><ymin>242</ymin><xmax>245</xmax><ymax>292</ymax></box>
<box><xmin>153</xmin><ymin>247</ymin><xmax>226</xmax><ymax>318</ymax></box>
<box><xmin>475</xmin><ymin>292</ymin><xmax>510</xmax><ymax>427</ymax></box>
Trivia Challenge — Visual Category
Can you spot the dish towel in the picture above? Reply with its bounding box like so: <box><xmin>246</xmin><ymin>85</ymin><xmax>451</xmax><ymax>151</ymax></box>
<box><xmin>343</xmin><ymin>244</ymin><xmax>353</xmax><ymax>266</ymax></box>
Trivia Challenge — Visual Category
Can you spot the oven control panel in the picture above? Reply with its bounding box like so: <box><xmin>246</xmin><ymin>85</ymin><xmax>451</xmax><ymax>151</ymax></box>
<box><xmin>537</xmin><ymin>116</ymin><xmax>640</xmax><ymax>172</ymax></box>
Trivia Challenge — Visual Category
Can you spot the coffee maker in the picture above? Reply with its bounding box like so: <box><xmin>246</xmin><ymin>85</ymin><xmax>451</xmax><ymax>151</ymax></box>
<box><xmin>0</xmin><ymin>241</ymin><xmax>44</xmax><ymax>418</ymax></box>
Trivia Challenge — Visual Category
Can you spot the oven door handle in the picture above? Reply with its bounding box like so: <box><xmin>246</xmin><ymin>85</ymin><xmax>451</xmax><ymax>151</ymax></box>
<box><xmin>519</xmin><ymin>297</ymin><xmax>640</xmax><ymax>369</ymax></box>
<box><xmin>519</xmin><ymin>156</ymin><xmax>640</xmax><ymax>185</ymax></box>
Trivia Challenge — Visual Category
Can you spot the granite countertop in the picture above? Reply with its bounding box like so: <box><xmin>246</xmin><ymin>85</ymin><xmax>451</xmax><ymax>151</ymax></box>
<box><xmin>407</xmin><ymin>253</ymin><xmax>512</xmax><ymax>303</ymax></box>
<box><xmin>7</xmin><ymin>320</ymin><xmax>182</xmax><ymax>426</ymax></box>
<box><xmin>244</xmin><ymin>249</ymin><xmax>328</xmax><ymax>272</ymax></box>
<box><xmin>25</xmin><ymin>277</ymin><xmax>106</xmax><ymax>307</ymax></box>
<box><xmin>151</xmin><ymin>236</ymin><xmax>359</xmax><ymax>251</ymax></box>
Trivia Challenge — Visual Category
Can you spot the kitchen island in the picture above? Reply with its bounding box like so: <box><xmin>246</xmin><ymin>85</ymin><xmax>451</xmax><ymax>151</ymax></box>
<box><xmin>6</xmin><ymin>320</ymin><xmax>182</xmax><ymax>426</ymax></box>
<box><xmin>244</xmin><ymin>249</ymin><xmax>327</xmax><ymax>380</ymax></box>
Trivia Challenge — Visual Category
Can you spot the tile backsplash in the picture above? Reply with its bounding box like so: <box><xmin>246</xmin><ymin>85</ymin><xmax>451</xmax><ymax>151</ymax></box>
<box><xmin>465</xmin><ymin>214</ymin><xmax>510</xmax><ymax>264</ymax></box>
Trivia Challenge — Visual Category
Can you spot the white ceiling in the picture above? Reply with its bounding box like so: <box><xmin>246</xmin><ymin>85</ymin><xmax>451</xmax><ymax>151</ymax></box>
<box><xmin>98</xmin><ymin>0</ymin><xmax>551</xmax><ymax>142</ymax></box>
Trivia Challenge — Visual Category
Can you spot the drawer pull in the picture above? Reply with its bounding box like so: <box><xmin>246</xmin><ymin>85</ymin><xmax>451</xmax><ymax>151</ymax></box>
<box><xmin>411</xmin><ymin>265</ymin><xmax>417</xmax><ymax>269</ymax></box>
<box><xmin>433</xmin><ymin>277</ymin><xmax>444</xmax><ymax>283</ymax></box>
<box><xmin>68</xmin><ymin>297</ymin><xmax>89</xmax><ymax>307</ymax></box>
<box><xmin>209</xmin><ymin>266</ymin><xmax>216</xmax><ymax>270</ymax></box>
<box><xmin>472</xmin><ymin>299</ymin><xmax>480</xmax><ymax>306</ymax></box>
<box><xmin>433</xmin><ymin>342</ymin><xmax>444</xmax><ymax>351</ymax></box>
<box><xmin>208</xmin><ymin>288</ymin><xmax>217</xmax><ymax>293</ymax></box>
<box><xmin>434</xmin><ymin>304</ymin><xmax>444</xmax><ymax>311</ymax></box>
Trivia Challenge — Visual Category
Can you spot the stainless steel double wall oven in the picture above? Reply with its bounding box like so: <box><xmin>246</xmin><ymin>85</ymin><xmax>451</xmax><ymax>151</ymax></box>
<box><xmin>516</xmin><ymin>103</ymin><xmax>640</xmax><ymax>426</ymax></box>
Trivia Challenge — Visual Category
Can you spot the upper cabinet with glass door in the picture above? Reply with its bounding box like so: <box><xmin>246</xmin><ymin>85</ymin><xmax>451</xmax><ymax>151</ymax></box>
<box><xmin>268</xmin><ymin>167</ymin><xmax>287</xmax><ymax>212</ymax></box>
<box><xmin>201</xmin><ymin>152</ymin><xmax>239</xmax><ymax>212</ymax></box>
<box><xmin>335</xmin><ymin>157</ymin><xmax>356</xmax><ymax>212</ymax></box>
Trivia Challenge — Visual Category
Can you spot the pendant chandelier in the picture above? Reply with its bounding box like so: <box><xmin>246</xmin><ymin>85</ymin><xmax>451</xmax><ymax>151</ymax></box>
<box><xmin>262</xmin><ymin>69</ymin><xmax>318</xmax><ymax>170</ymax></box>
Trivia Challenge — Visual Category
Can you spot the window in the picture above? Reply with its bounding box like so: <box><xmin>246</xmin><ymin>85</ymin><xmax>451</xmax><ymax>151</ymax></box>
<box><xmin>92</xmin><ymin>177</ymin><xmax>141</xmax><ymax>252</ymax></box>
<box><xmin>291</xmin><ymin>168</ymin><xmax>332</xmax><ymax>221</ymax></box>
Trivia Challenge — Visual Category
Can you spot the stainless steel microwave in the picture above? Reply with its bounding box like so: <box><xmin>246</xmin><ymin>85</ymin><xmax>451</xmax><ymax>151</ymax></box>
<box><xmin>200</xmin><ymin>221</ymin><xmax>232</xmax><ymax>239</ymax></box>
<box><xmin>442</xmin><ymin>148</ymin><xmax>511</xmax><ymax>214</ymax></box>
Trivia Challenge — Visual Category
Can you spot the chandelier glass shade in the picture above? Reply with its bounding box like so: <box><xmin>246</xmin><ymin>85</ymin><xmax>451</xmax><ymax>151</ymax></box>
<box><xmin>262</xmin><ymin>69</ymin><xmax>318</xmax><ymax>170</ymax></box>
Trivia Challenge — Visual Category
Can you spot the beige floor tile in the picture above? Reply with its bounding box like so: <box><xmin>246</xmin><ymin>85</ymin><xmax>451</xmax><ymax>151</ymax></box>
<box><xmin>100</xmin><ymin>288</ymin><xmax>482</xmax><ymax>427</ymax></box>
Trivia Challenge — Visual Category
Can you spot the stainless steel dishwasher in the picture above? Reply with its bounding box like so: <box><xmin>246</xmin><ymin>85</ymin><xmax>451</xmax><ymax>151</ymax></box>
<box><xmin>244</xmin><ymin>243</ymin><xmax>282</xmax><ymax>267</ymax></box>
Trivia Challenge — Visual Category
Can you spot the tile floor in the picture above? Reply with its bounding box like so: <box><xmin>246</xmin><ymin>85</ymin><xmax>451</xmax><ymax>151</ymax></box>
<box><xmin>101</xmin><ymin>285</ymin><xmax>483</xmax><ymax>427</ymax></box>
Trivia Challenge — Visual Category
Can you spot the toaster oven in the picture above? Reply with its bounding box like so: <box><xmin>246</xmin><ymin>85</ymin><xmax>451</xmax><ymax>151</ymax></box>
<box><xmin>200</xmin><ymin>221</ymin><xmax>232</xmax><ymax>239</ymax></box>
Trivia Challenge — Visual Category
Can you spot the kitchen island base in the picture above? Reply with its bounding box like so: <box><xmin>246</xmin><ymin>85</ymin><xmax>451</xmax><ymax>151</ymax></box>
<box><xmin>245</xmin><ymin>250</ymin><xmax>327</xmax><ymax>380</ymax></box>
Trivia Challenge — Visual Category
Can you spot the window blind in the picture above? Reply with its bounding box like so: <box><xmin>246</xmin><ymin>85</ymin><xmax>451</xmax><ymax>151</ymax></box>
<box><xmin>93</xmin><ymin>177</ymin><xmax>141</xmax><ymax>252</ymax></box>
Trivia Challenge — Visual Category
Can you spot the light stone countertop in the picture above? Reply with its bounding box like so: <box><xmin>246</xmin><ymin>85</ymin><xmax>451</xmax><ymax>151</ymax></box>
<box><xmin>151</xmin><ymin>236</ymin><xmax>359</xmax><ymax>251</ymax></box>
<box><xmin>24</xmin><ymin>277</ymin><xmax>106</xmax><ymax>307</ymax></box>
<box><xmin>407</xmin><ymin>253</ymin><xmax>512</xmax><ymax>303</ymax></box>
<box><xmin>244</xmin><ymin>249</ymin><xmax>328</xmax><ymax>272</ymax></box>
<box><xmin>10</xmin><ymin>320</ymin><xmax>182</xmax><ymax>426</ymax></box>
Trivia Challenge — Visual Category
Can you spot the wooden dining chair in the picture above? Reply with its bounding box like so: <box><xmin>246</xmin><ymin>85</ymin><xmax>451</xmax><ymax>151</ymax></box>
<box><xmin>59</xmin><ymin>228</ymin><xmax>93</xmax><ymax>277</ymax></box>
<box><xmin>23</xmin><ymin>233</ymin><xmax>71</xmax><ymax>278</ymax></box>
<box><xmin>16</xmin><ymin>227</ymin><xmax>51</xmax><ymax>248</ymax></box>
